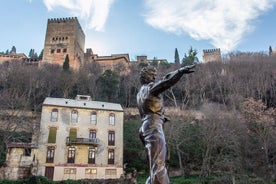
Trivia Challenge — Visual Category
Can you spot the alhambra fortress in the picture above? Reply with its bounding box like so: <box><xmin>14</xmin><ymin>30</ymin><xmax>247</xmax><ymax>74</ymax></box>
<box><xmin>0</xmin><ymin>17</ymin><xmax>223</xmax><ymax>71</ymax></box>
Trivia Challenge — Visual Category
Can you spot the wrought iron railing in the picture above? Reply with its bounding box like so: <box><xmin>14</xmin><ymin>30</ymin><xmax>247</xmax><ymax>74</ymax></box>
<box><xmin>66</xmin><ymin>137</ymin><xmax>99</xmax><ymax>145</ymax></box>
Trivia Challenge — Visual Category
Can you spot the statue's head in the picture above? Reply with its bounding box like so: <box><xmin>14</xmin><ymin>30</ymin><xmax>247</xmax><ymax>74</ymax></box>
<box><xmin>140</xmin><ymin>66</ymin><xmax>157</xmax><ymax>84</ymax></box>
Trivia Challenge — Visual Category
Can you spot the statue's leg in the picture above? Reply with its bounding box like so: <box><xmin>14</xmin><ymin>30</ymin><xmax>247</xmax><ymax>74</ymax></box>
<box><xmin>140</xmin><ymin>120</ymin><xmax>170</xmax><ymax>184</ymax></box>
<box><xmin>144</xmin><ymin>127</ymin><xmax>170</xmax><ymax>184</ymax></box>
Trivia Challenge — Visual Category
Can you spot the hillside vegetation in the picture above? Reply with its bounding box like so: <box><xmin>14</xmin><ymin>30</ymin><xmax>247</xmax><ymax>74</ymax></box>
<box><xmin>0</xmin><ymin>52</ymin><xmax>275</xmax><ymax>182</ymax></box>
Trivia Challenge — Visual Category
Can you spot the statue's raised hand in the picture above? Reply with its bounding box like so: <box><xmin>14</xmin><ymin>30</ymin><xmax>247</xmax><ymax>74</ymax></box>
<box><xmin>178</xmin><ymin>64</ymin><xmax>196</xmax><ymax>74</ymax></box>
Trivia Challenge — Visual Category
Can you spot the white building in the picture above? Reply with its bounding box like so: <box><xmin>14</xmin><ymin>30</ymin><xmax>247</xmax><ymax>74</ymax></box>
<box><xmin>36</xmin><ymin>95</ymin><xmax>124</xmax><ymax>181</ymax></box>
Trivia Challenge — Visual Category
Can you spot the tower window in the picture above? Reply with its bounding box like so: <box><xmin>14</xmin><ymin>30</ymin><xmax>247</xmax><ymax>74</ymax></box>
<box><xmin>63</xmin><ymin>48</ymin><xmax>67</xmax><ymax>53</ymax></box>
<box><xmin>57</xmin><ymin>49</ymin><xmax>61</xmax><ymax>53</ymax></box>
<box><xmin>50</xmin><ymin>49</ymin><xmax>55</xmax><ymax>54</ymax></box>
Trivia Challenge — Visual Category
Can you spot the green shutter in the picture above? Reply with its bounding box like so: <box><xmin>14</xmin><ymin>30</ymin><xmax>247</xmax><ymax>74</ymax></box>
<box><xmin>69</xmin><ymin>128</ymin><xmax>77</xmax><ymax>142</ymax></box>
<box><xmin>48</xmin><ymin>127</ymin><xmax>57</xmax><ymax>143</ymax></box>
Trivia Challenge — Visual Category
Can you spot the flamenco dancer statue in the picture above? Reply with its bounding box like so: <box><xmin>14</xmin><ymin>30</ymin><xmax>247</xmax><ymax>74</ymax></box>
<box><xmin>137</xmin><ymin>64</ymin><xmax>195</xmax><ymax>184</ymax></box>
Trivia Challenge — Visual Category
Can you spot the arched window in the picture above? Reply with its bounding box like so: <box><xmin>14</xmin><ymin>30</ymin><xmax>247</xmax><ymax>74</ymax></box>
<box><xmin>71</xmin><ymin>110</ymin><xmax>78</xmax><ymax>123</ymax></box>
<box><xmin>91</xmin><ymin>112</ymin><xmax>97</xmax><ymax>125</ymax></box>
<box><xmin>51</xmin><ymin>109</ymin><xmax>58</xmax><ymax>122</ymax></box>
<box><xmin>109</xmin><ymin>113</ymin><xmax>115</xmax><ymax>125</ymax></box>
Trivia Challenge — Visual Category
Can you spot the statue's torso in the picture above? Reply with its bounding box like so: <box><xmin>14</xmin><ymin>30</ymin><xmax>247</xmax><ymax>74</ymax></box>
<box><xmin>137</xmin><ymin>84</ymin><xmax>164</xmax><ymax>118</ymax></box>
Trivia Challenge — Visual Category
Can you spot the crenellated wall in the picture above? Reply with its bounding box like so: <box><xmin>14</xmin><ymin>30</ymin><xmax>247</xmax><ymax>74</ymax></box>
<box><xmin>202</xmin><ymin>48</ymin><xmax>222</xmax><ymax>63</ymax></box>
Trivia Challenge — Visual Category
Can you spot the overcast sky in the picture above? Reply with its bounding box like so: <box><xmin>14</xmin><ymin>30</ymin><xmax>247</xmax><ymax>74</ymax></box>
<box><xmin>1</xmin><ymin>0</ymin><xmax>276</xmax><ymax>62</ymax></box>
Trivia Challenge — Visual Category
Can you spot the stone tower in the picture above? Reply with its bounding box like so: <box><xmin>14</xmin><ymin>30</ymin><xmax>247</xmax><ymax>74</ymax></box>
<box><xmin>42</xmin><ymin>17</ymin><xmax>85</xmax><ymax>70</ymax></box>
<box><xmin>202</xmin><ymin>48</ymin><xmax>222</xmax><ymax>63</ymax></box>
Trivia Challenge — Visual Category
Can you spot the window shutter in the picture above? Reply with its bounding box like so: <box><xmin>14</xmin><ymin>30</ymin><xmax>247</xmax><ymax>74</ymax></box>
<box><xmin>48</xmin><ymin>127</ymin><xmax>57</xmax><ymax>143</ymax></box>
<box><xmin>69</xmin><ymin>128</ymin><xmax>77</xmax><ymax>142</ymax></box>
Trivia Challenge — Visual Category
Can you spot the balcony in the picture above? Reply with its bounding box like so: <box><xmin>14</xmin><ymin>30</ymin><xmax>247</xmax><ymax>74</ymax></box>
<box><xmin>66</xmin><ymin>137</ymin><xmax>99</xmax><ymax>146</ymax></box>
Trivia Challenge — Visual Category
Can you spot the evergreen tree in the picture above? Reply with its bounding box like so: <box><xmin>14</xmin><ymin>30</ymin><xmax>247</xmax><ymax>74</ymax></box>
<box><xmin>96</xmin><ymin>70</ymin><xmax>119</xmax><ymax>102</ymax></box>
<box><xmin>10</xmin><ymin>46</ymin><xmax>16</xmax><ymax>54</ymax></box>
<box><xmin>269</xmin><ymin>46</ymin><xmax>273</xmax><ymax>56</ymax></box>
<box><xmin>182</xmin><ymin>46</ymin><xmax>198</xmax><ymax>66</ymax></box>
<box><xmin>38</xmin><ymin>49</ymin><xmax>44</xmax><ymax>59</ymax></box>
<box><xmin>28</xmin><ymin>49</ymin><xmax>35</xmax><ymax>58</ymax></box>
<box><xmin>5</xmin><ymin>49</ymin><xmax>9</xmax><ymax>55</ymax></box>
<box><xmin>63</xmin><ymin>54</ymin><xmax>70</xmax><ymax>71</ymax></box>
<box><xmin>174</xmin><ymin>48</ymin><xmax>180</xmax><ymax>64</ymax></box>
<box><xmin>33</xmin><ymin>52</ymin><xmax>38</xmax><ymax>59</ymax></box>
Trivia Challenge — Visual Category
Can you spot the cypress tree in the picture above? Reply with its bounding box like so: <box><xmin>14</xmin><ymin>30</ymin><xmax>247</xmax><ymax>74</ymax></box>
<box><xmin>174</xmin><ymin>48</ymin><xmax>180</xmax><ymax>64</ymax></box>
<box><xmin>63</xmin><ymin>54</ymin><xmax>70</xmax><ymax>71</ymax></box>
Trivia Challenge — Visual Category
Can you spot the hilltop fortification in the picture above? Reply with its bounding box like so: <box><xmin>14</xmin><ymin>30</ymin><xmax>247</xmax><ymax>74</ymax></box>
<box><xmin>202</xmin><ymin>48</ymin><xmax>222</xmax><ymax>63</ymax></box>
<box><xmin>41</xmin><ymin>17</ymin><xmax>85</xmax><ymax>70</ymax></box>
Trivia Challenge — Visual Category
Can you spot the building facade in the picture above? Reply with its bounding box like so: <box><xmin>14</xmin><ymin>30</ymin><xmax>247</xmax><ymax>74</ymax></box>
<box><xmin>41</xmin><ymin>17</ymin><xmax>85</xmax><ymax>70</ymax></box>
<box><xmin>36</xmin><ymin>95</ymin><xmax>124</xmax><ymax>181</ymax></box>
<box><xmin>202</xmin><ymin>48</ymin><xmax>222</xmax><ymax>63</ymax></box>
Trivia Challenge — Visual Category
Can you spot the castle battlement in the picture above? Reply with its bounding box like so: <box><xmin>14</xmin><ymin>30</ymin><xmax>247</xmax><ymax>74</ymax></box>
<box><xmin>202</xmin><ymin>48</ymin><xmax>222</xmax><ymax>63</ymax></box>
<box><xmin>47</xmin><ymin>17</ymin><xmax>84</xmax><ymax>37</ymax></box>
<box><xmin>48</xmin><ymin>17</ymin><xmax>78</xmax><ymax>23</ymax></box>
<box><xmin>203</xmin><ymin>48</ymin><xmax>221</xmax><ymax>54</ymax></box>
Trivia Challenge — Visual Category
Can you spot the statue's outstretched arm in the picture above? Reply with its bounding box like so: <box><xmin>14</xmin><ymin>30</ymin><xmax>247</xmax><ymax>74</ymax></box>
<box><xmin>150</xmin><ymin>64</ymin><xmax>195</xmax><ymax>95</ymax></box>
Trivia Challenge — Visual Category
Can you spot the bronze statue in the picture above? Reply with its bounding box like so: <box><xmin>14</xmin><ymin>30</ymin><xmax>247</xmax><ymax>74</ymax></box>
<box><xmin>137</xmin><ymin>65</ymin><xmax>195</xmax><ymax>184</ymax></box>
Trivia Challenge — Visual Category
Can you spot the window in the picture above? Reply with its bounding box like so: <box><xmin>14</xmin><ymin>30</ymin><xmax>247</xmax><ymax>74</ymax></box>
<box><xmin>109</xmin><ymin>113</ymin><xmax>115</xmax><ymax>125</ymax></box>
<box><xmin>69</xmin><ymin>128</ymin><xmax>77</xmax><ymax>142</ymax></box>
<box><xmin>57</xmin><ymin>49</ymin><xmax>61</xmax><ymax>53</ymax></box>
<box><xmin>105</xmin><ymin>169</ymin><xmax>116</xmax><ymax>176</ymax></box>
<box><xmin>88</xmin><ymin>148</ymin><xmax>96</xmax><ymax>164</ymax></box>
<box><xmin>64</xmin><ymin>168</ymin><xmax>76</xmax><ymax>174</ymax></box>
<box><xmin>51</xmin><ymin>109</ymin><xmax>58</xmax><ymax>122</ymax></box>
<box><xmin>23</xmin><ymin>148</ymin><xmax>31</xmax><ymax>156</ymax></box>
<box><xmin>108</xmin><ymin>131</ymin><xmax>115</xmax><ymax>146</ymax></box>
<box><xmin>48</xmin><ymin>127</ymin><xmax>57</xmax><ymax>143</ymax></box>
<box><xmin>90</xmin><ymin>112</ymin><xmax>97</xmax><ymax>125</ymax></box>
<box><xmin>89</xmin><ymin>130</ymin><xmax>96</xmax><ymax>140</ymax></box>
<box><xmin>67</xmin><ymin>147</ymin><xmax>75</xmax><ymax>163</ymax></box>
<box><xmin>46</xmin><ymin>147</ymin><xmax>55</xmax><ymax>163</ymax></box>
<box><xmin>71</xmin><ymin>110</ymin><xmax>78</xmax><ymax>123</ymax></box>
<box><xmin>50</xmin><ymin>49</ymin><xmax>55</xmax><ymax>54</ymax></box>
<box><xmin>85</xmin><ymin>168</ymin><xmax>97</xmax><ymax>174</ymax></box>
<box><xmin>63</xmin><ymin>48</ymin><xmax>67</xmax><ymax>53</ymax></box>
<box><xmin>108</xmin><ymin>149</ymin><xmax>114</xmax><ymax>164</ymax></box>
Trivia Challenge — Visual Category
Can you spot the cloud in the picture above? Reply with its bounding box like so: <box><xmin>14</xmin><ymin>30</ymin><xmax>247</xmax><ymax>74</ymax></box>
<box><xmin>43</xmin><ymin>0</ymin><xmax>114</xmax><ymax>31</ymax></box>
<box><xmin>144</xmin><ymin>0</ymin><xmax>276</xmax><ymax>52</ymax></box>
